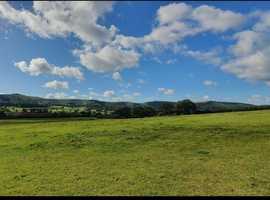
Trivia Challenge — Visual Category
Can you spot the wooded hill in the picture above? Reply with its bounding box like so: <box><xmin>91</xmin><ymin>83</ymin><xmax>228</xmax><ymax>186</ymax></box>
<box><xmin>0</xmin><ymin>93</ymin><xmax>267</xmax><ymax>115</ymax></box>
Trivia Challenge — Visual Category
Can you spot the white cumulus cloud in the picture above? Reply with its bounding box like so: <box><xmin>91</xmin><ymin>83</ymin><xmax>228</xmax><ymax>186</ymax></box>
<box><xmin>222</xmin><ymin>18</ymin><xmax>270</xmax><ymax>84</ymax></box>
<box><xmin>77</xmin><ymin>45</ymin><xmax>140</xmax><ymax>73</ymax></box>
<box><xmin>112</xmin><ymin>72</ymin><xmax>122</xmax><ymax>81</ymax></box>
<box><xmin>0</xmin><ymin>1</ymin><xmax>115</xmax><ymax>45</ymax></box>
<box><xmin>43</xmin><ymin>80</ymin><xmax>69</xmax><ymax>90</ymax></box>
<box><xmin>141</xmin><ymin>2</ymin><xmax>245</xmax><ymax>48</ymax></box>
<box><xmin>191</xmin><ymin>5</ymin><xmax>244</xmax><ymax>33</ymax></box>
<box><xmin>202</xmin><ymin>95</ymin><xmax>210</xmax><ymax>101</ymax></box>
<box><xmin>15</xmin><ymin>58</ymin><xmax>84</xmax><ymax>80</ymax></box>
<box><xmin>52</xmin><ymin>66</ymin><xmax>84</xmax><ymax>80</ymax></box>
<box><xmin>182</xmin><ymin>49</ymin><xmax>222</xmax><ymax>65</ymax></box>
<box><xmin>103</xmin><ymin>90</ymin><xmax>115</xmax><ymax>97</ymax></box>
<box><xmin>15</xmin><ymin>58</ymin><xmax>51</xmax><ymax>76</ymax></box>
<box><xmin>247</xmin><ymin>94</ymin><xmax>270</xmax><ymax>105</ymax></box>
<box><xmin>157</xmin><ymin>3</ymin><xmax>192</xmax><ymax>25</ymax></box>
<box><xmin>158</xmin><ymin>88</ymin><xmax>175</xmax><ymax>95</ymax></box>
<box><xmin>45</xmin><ymin>92</ymin><xmax>67</xmax><ymax>99</ymax></box>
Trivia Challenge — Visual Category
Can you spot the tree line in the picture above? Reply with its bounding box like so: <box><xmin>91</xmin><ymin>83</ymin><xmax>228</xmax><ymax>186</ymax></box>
<box><xmin>113</xmin><ymin>100</ymin><xmax>197</xmax><ymax>118</ymax></box>
<box><xmin>0</xmin><ymin>99</ymin><xmax>197</xmax><ymax>119</ymax></box>
<box><xmin>1</xmin><ymin>99</ymin><xmax>269</xmax><ymax>119</ymax></box>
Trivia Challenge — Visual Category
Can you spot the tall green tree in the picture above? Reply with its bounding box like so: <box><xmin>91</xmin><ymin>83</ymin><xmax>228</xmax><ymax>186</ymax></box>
<box><xmin>176</xmin><ymin>99</ymin><xmax>197</xmax><ymax>115</ymax></box>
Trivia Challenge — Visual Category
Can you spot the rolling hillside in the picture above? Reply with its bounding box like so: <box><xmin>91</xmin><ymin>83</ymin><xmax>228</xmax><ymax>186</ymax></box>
<box><xmin>196</xmin><ymin>101</ymin><xmax>257</xmax><ymax>113</ymax></box>
<box><xmin>0</xmin><ymin>94</ymin><xmax>140</xmax><ymax>110</ymax></box>
<box><xmin>0</xmin><ymin>93</ymin><xmax>264</xmax><ymax>113</ymax></box>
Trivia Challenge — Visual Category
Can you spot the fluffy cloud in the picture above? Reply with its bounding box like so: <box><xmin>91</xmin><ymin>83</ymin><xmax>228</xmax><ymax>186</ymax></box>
<box><xmin>191</xmin><ymin>5</ymin><xmax>244</xmax><ymax>33</ymax></box>
<box><xmin>89</xmin><ymin>91</ymin><xmax>100</xmax><ymax>99</ymax></box>
<box><xmin>222</xmin><ymin>12</ymin><xmax>270</xmax><ymax>84</ymax></box>
<box><xmin>43</xmin><ymin>80</ymin><xmax>69</xmax><ymax>90</ymax></box>
<box><xmin>0</xmin><ymin>1</ymin><xmax>115</xmax><ymax>45</ymax></box>
<box><xmin>113</xmin><ymin>35</ymin><xmax>143</xmax><ymax>49</ymax></box>
<box><xmin>3</xmin><ymin>2</ymin><xmax>246</xmax><ymax>77</ymax></box>
<box><xmin>77</xmin><ymin>45</ymin><xmax>140</xmax><ymax>73</ymax></box>
<box><xmin>15</xmin><ymin>58</ymin><xmax>83</xmax><ymax>80</ymax></box>
<box><xmin>229</xmin><ymin>30</ymin><xmax>262</xmax><ymax>57</ymax></box>
<box><xmin>104</xmin><ymin>91</ymin><xmax>141</xmax><ymax>101</ymax></box>
<box><xmin>43</xmin><ymin>88</ymin><xmax>140</xmax><ymax>102</ymax></box>
<box><xmin>158</xmin><ymin>88</ymin><xmax>175</xmax><ymax>95</ymax></box>
<box><xmin>4</xmin><ymin>1</ymin><xmax>264</xmax><ymax>88</ymax></box>
<box><xmin>141</xmin><ymin>3</ymin><xmax>244</xmax><ymax>47</ymax></box>
<box><xmin>157</xmin><ymin>3</ymin><xmax>192</xmax><ymax>25</ymax></box>
<box><xmin>104</xmin><ymin>2</ymin><xmax>244</xmax><ymax>79</ymax></box>
<box><xmin>52</xmin><ymin>66</ymin><xmax>84</xmax><ymax>80</ymax></box>
<box><xmin>15</xmin><ymin>58</ymin><xmax>51</xmax><ymax>76</ymax></box>
<box><xmin>222</xmin><ymin>50</ymin><xmax>270</xmax><ymax>82</ymax></box>
<box><xmin>203</xmin><ymin>80</ymin><xmax>217</xmax><ymax>87</ymax></box>
<box><xmin>112</xmin><ymin>72</ymin><xmax>122</xmax><ymax>81</ymax></box>
<box><xmin>202</xmin><ymin>95</ymin><xmax>210</xmax><ymax>101</ymax></box>
<box><xmin>45</xmin><ymin>92</ymin><xmax>67</xmax><ymax>99</ymax></box>
<box><xmin>182</xmin><ymin>49</ymin><xmax>222</xmax><ymax>65</ymax></box>
<box><xmin>253</xmin><ymin>11</ymin><xmax>270</xmax><ymax>32</ymax></box>
<box><xmin>103</xmin><ymin>90</ymin><xmax>115</xmax><ymax>97</ymax></box>
<box><xmin>0</xmin><ymin>2</ymin><xmax>140</xmax><ymax>75</ymax></box>
<box><xmin>88</xmin><ymin>90</ymin><xmax>123</xmax><ymax>101</ymax></box>
<box><xmin>247</xmin><ymin>94</ymin><xmax>270</xmax><ymax>105</ymax></box>
<box><xmin>110</xmin><ymin>2</ymin><xmax>244</xmax><ymax>66</ymax></box>
<box><xmin>156</xmin><ymin>2</ymin><xmax>244</xmax><ymax>33</ymax></box>
<box><xmin>45</xmin><ymin>92</ymin><xmax>92</xmax><ymax>100</ymax></box>
<box><xmin>144</xmin><ymin>21</ymin><xmax>198</xmax><ymax>45</ymax></box>
<box><xmin>0</xmin><ymin>2</ymin><xmax>141</xmax><ymax>76</ymax></box>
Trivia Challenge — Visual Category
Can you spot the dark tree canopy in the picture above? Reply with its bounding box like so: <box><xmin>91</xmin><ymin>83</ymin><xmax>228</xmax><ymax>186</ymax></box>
<box><xmin>0</xmin><ymin>111</ymin><xmax>5</xmax><ymax>118</ymax></box>
<box><xmin>159</xmin><ymin>103</ymin><xmax>176</xmax><ymax>115</ymax></box>
<box><xmin>176</xmin><ymin>99</ymin><xmax>197</xmax><ymax>115</ymax></box>
<box><xmin>114</xmin><ymin>106</ymin><xmax>132</xmax><ymax>118</ymax></box>
<box><xmin>142</xmin><ymin>106</ymin><xmax>157</xmax><ymax>117</ymax></box>
<box><xmin>132</xmin><ymin>106</ymin><xmax>147</xmax><ymax>118</ymax></box>
<box><xmin>132</xmin><ymin>106</ymin><xmax>157</xmax><ymax>118</ymax></box>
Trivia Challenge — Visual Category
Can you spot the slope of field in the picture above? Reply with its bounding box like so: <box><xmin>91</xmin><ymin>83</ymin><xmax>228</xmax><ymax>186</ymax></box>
<box><xmin>1</xmin><ymin>110</ymin><xmax>270</xmax><ymax>195</ymax></box>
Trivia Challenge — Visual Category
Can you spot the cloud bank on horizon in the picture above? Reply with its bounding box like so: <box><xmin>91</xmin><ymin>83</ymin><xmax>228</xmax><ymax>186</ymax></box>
<box><xmin>1</xmin><ymin>1</ymin><xmax>270</xmax><ymax>104</ymax></box>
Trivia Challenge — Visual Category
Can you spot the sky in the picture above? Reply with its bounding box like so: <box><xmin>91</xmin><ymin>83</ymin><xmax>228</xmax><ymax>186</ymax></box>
<box><xmin>1</xmin><ymin>1</ymin><xmax>270</xmax><ymax>105</ymax></box>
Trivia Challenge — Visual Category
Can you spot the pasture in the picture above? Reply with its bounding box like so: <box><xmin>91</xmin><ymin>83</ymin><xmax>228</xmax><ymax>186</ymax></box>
<box><xmin>1</xmin><ymin>110</ymin><xmax>270</xmax><ymax>195</ymax></box>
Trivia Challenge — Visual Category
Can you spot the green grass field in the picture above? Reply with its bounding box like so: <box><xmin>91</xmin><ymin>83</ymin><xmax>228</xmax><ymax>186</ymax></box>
<box><xmin>1</xmin><ymin>110</ymin><xmax>270</xmax><ymax>195</ymax></box>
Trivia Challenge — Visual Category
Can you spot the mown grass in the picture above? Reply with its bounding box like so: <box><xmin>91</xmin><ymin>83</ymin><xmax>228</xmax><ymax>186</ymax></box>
<box><xmin>1</xmin><ymin>110</ymin><xmax>270</xmax><ymax>195</ymax></box>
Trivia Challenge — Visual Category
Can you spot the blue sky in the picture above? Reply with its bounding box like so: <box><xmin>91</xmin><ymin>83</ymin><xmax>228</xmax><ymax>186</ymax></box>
<box><xmin>1</xmin><ymin>1</ymin><xmax>270</xmax><ymax>104</ymax></box>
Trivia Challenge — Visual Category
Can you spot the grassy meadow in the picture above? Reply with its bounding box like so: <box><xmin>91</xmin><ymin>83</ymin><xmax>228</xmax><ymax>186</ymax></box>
<box><xmin>1</xmin><ymin>110</ymin><xmax>270</xmax><ymax>195</ymax></box>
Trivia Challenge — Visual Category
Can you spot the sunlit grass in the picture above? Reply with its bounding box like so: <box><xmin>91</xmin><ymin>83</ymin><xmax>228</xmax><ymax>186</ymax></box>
<box><xmin>1</xmin><ymin>110</ymin><xmax>270</xmax><ymax>195</ymax></box>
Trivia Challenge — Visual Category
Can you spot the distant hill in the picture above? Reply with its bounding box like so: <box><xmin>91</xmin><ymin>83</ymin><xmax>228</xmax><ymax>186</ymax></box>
<box><xmin>0</xmin><ymin>94</ymin><xmax>140</xmax><ymax>110</ymax></box>
<box><xmin>144</xmin><ymin>101</ymin><xmax>176</xmax><ymax>110</ymax></box>
<box><xmin>196</xmin><ymin>101</ymin><xmax>257</xmax><ymax>113</ymax></box>
<box><xmin>0</xmin><ymin>93</ymin><xmax>267</xmax><ymax>113</ymax></box>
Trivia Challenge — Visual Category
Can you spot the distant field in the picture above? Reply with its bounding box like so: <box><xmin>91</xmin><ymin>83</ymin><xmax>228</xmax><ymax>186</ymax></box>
<box><xmin>1</xmin><ymin>110</ymin><xmax>270</xmax><ymax>195</ymax></box>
